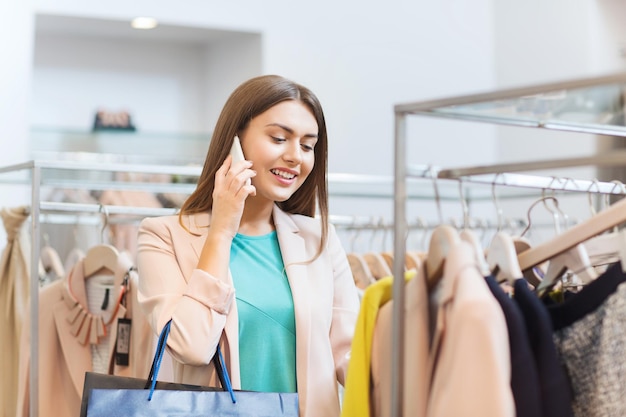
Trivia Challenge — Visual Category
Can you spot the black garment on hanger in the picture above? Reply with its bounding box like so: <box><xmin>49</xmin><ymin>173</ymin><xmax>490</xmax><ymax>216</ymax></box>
<box><xmin>513</xmin><ymin>279</ymin><xmax>575</xmax><ymax>417</ymax></box>
<box><xmin>545</xmin><ymin>262</ymin><xmax>626</xmax><ymax>330</ymax></box>
<box><xmin>485</xmin><ymin>276</ymin><xmax>542</xmax><ymax>417</ymax></box>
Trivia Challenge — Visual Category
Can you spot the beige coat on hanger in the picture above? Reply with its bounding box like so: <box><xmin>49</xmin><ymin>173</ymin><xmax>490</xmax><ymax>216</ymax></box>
<box><xmin>427</xmin><ymin>241</ymin><xmax>514</xmax><ymax>417</ymax></box>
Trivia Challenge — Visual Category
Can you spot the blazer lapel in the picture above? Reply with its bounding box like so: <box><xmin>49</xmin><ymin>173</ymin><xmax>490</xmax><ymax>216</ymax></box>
<box><xmin>273</xmin><ymin>206</ymin><xmax>312</xmax><ymax>397</ymax></box>
<box><xmin>187</xmin><ymin>212</ymin><xmax>210</xmax><ymax>266</ymax></box>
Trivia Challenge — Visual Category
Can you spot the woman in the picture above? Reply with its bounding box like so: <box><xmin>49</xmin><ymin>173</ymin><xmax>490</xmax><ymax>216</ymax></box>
<box><xmin>136</xmin><ymin>74</ymin><xmax>360</xmax><ymax>416</ymax></box>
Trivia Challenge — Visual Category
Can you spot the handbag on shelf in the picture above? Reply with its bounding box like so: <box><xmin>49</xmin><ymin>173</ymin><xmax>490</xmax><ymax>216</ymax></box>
<box><xmin>80</xmin><ymin>320</ymin><xmax>299</xmax><ymax>417</ymax></box>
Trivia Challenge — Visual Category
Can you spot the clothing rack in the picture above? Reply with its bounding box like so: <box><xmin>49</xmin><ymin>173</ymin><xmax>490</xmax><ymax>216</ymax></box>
<box><xmin>391</xmin><ymin>71</ymin><xmax>626</xmax><ymax>417</ymax></box>
<box><xmin>2</xmin><ymin>153</ymin><xmax>625</xmax><ymax>417</ymax></box>
<box><xmin>0</xmin><ymin>159</ymin><xmax>204</xmax><ymax>417</ymax></box>
<box><xmin>1</xmin><ymin>157</ymin><xmax>512</xmax><ymax>417</ymax></box>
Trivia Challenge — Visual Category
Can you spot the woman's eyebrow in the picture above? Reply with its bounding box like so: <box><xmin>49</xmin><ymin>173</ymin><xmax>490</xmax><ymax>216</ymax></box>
<box><xmin>266</xmin><ymin>123</ymin><xmax>318</xmax><ymax>139</ymax></box>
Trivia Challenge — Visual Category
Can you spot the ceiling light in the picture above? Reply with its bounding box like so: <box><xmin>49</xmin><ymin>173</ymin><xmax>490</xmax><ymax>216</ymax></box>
<box><xmin>131</xmin><ymin>17</ymin><xmax>158</xmax><ymax>30</ymax></box>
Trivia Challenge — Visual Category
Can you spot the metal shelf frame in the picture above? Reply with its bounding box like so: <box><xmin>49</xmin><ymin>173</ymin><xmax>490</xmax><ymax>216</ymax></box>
<box><xmin>391</xmin><ymin>71</ymin><xmax>626</xmax><ymax>417</ymax></box>
<box><xmin>2</xmin><ymin>149</ymin><xmax>626</xmax><ymax>417</ymax></box>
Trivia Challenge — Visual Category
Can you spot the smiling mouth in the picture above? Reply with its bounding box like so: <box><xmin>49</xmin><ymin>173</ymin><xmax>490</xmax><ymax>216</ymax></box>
<box><xmin>270</xmin><ymin>169</ymin><xmax>296</xmax><ymax>180</ymax></box>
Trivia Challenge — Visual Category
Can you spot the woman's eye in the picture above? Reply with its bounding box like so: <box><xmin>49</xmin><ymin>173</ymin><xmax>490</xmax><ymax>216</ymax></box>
<box><xmin>301</xmin><ymin>144</ymin><xmax>314</xmax><ymax>152</ymax></box>
<box><xmin>271</xmin><ymin>136</ymin><xmax>286</xmax><ymax>143</ymax></box>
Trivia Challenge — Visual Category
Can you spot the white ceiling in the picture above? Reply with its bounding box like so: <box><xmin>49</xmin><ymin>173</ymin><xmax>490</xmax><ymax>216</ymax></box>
<box><xmin>35</xmin><ymin>13</ymin><xmax>248</xmax><ymax>45</ymax></box>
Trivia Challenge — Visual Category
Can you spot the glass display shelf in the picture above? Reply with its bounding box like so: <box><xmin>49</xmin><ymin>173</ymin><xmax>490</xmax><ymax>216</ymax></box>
<box><xmin>30</xmin><ymin>126</ymin><xmax>211</xmax><ymax>164</ymax></box>
<box><xmin>396</xmin><ymin>72</ymin><xmax>626</xmax><ymax>137</ymax></box>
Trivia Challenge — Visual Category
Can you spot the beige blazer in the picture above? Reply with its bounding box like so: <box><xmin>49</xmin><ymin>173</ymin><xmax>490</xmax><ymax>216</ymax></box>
<box><xmin>426</xmin><ymin>241</ymin><xmax>514</xmax><ymax>417</ymax></box>
<box><xmin>136</xmin><ymin>204</ymin><xmax>360</xmax><ymax>417</ymax></box>
<box><xmin>16</xmin><ymin>253</ymin><xmax>153</xmax><ymax>417</ymax></box>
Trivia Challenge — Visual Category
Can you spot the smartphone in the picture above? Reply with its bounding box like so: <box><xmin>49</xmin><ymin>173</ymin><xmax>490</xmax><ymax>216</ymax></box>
<box><xmin>230</xmin><ymin>135</ymin><xmax>246</xmax><ymax>164</ymax></box>
<box><xmin>230</xmin><ymin>135</ymin><xmax>251</xmax><ymax>186</ymax></box>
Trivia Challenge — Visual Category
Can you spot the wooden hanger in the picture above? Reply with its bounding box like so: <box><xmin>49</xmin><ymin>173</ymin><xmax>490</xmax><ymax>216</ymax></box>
<box><xmin>512</xmin><ymin>237</ymin><xmax>542</xmax><ymax>287</ymax></box>
<box><xmin>347</xmin><ymin>253</ymin><xmax>376</xmax><ymax>289</ymax></box>
<box><xmin>83</xmin><ymin>204</ymin><xmax>120</xmax><ymax>278</ymax></box>
<box><xmin>481</xmin><ymin>174</ymin><xmax>523</xmax><ymax>283</ymax></box>
<box><xmin>380</xmin><ymin>251</ymin><xmax>394</xmax><ymax>270</ymax></box>
<box><xmin>584</xmin><ymin>228</ymin><xmax>626</xmax><ymax>268</ymax></box>
<box><xmin>486</xmin><ymin>231</ymin><xmax>523</xmax><ymax>284</ymax></box>
<box><xmin>518</xmin><ymin>195</ymin><xmax>626</xmax><ymax>276</ymax></box>
<box><xmin>459</xmin><ymin>228</ymin><xmax>490</xmax><ymax>277</ymax></box>
<box><xmin>534</xmin><ymin>187</ymin><xmax>625</xmax><ymax>295</ymax></box>
<box><xmin>580</xmin><ymin>181</ymin><xmax>626</xmax><ymax>269</ymax></box>
<box><xmin>83</xmin><ymin>244</ymin><xmax>120</xmax><ymax>278</ymax></box>
<box><xmin>425</xmin><ymin>224</ymin><xmax>461</xmax><ymax>290</ymax></box>
<box><xmin>404</xmin><ymin>252</ymin><xmax>421</xmax><ymax>271</ymax></box>
<box><xmin>534</xmin><ymin>189</ymin><xmax>600</xmax><ymax>289</ymax></box>
<box><xmin>363</xmin><ymin>252</ymin><xmax>393</xmax><ymax>280</ymax></box>
<box><xmin>40</xmin><ymin>234</ymin><xmax>65</xmax><ymax>279</ymax></box>
<box><xmin>536</xmin><ymin>243</ymin><xmax>598</xmax><ymax>295</ymax></box>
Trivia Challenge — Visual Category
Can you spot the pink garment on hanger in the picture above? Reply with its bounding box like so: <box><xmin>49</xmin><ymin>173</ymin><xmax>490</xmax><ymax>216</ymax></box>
<box><xmin>15</xmin><ymin>253</ymin><xmax>154</xmax><ymax>417</ymax></box>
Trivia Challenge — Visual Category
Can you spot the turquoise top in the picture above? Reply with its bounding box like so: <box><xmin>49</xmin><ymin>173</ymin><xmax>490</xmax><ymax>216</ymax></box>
<box><xmin>229</xmin><ymin>231</ymin><xmax>297</xmax><ymax>392</ymax></box>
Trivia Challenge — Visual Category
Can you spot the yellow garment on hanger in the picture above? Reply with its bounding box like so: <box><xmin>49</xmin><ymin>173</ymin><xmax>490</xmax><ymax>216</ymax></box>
<box><xmin>341</xmin><ymin>270</ymin><xmax>415</xmax><ymax>417</ymax></box>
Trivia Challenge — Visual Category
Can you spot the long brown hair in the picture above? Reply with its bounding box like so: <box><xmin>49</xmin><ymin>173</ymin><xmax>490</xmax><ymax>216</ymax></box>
<box><xmin>179</xmin><ymin>74</ymin><xmax>329</xmax><ymax>256</ymax></box>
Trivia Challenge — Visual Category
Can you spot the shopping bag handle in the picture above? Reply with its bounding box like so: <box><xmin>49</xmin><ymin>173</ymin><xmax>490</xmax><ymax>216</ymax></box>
<box><xmin>146</xmin><ymin>319</ymin><xmax>236</xmax><ymax>403</ymax></box>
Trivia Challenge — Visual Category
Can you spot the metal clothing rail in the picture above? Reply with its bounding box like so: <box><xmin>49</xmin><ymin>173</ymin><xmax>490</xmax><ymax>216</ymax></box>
<box><xmin>2</xmin><ymin>156</ymin><xmax>625</xmax><ymax>417</ymax></box>
<box><xmin>436</xmin><ymin>150</ymin><xmax>626</xmax><ymax>181</ymax></box>
<box><xmin>0</xmin><ymin>158</ymin><xmax>497</xmax><ymax>417</ymax></box>
<box><xmin>0</xmin><ymin>160</ymin><xmax>209</xmax><ymax>417</ymax></box>
<box><xmin>39</xmin><ymin>201</ymin><xmax>178</xmax><ymax>218</ymax></box>
<box><xmin>409</xmin><ymin>163</ymin><xmax>626</xmax><ymax>195</ymax></box>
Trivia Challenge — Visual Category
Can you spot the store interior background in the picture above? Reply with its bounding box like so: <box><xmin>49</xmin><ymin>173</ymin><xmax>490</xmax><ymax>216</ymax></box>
<box><xmin>3</xmin><ymin>0</ymin><xmax>626</xmax><ymax>252</ymax></box>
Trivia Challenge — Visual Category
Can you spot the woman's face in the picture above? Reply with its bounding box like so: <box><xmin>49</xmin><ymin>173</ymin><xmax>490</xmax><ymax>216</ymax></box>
<box><xmin>240</xmin><ymin>100</ymin><xmax>318</xmax><ymax>204</ymax></box>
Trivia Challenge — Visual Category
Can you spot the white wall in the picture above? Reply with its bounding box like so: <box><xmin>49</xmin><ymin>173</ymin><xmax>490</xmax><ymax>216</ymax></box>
<box><xmin>17</xmin><ymin>0</ymin><xmax>499</xmax><ymax>225</ymax></box>
<box><xmin>490</xmin><ymin>0</ymin><xmax>626</xmax><ymax>230</ymax></box>
<box><xmin>29</xmin><ymin>0</ymin><xmax>498</xmax><ymax>174</ymax></box>
<box><xmin>493</xmin><ymin>0</ymin><xmax>598</xmax><ymax>176</ymax></box>
<box><xmin>203</xmin><ymin>34</ymin><xmax>263</xmax><ymax>132</ymax></box>
<box><xmin>31</xmin><ymin>34</ymin><xmax>209</xmax><ymax>132</ymax></box>
<box><xmin>584</xmin><ymin>0</ymin><xmax>626</xmax><ymax>74</ymax></box>
<box><xmin>0</xmin><ymin>0</ymin><xmax>35</xmax><ymax>212</ymax></box>
<box><xmin>4</xmin><ymin>0</ymin><xmax>626</xmax><ymax>246</ymax></box>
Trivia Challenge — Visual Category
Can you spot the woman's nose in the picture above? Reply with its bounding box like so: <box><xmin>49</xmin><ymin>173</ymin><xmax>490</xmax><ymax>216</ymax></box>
<box><xmin>283</xmin><ymin>143</ymin><xmax>303</xmax><ymax>164</ymax></box>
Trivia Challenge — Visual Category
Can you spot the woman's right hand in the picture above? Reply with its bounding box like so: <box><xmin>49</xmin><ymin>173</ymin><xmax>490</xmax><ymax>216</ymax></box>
<box><xmin>209</xmin><ymin>154</ymin><xmax>256</xmax><ymax>239</ymax></box>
